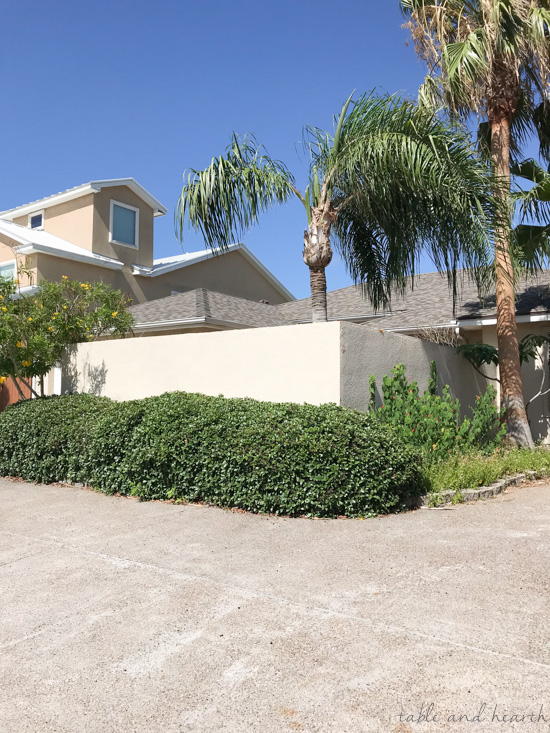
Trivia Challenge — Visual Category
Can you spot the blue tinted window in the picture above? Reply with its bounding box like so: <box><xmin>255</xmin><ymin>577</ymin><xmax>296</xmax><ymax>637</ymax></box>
<box><xmin>30</xmin><ymin>213</ymin><xmax>43</xmax><ymax>229</ymax></box>
<box><xmin>112</xmin><ymin>204</ymin><xmax>136</xmax><ymax>247</ymax></box>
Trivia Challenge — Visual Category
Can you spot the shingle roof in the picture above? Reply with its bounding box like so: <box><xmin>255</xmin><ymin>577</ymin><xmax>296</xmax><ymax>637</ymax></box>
<box><xmin>130</xmin><ymin>288</ymin><xmax>285</xmax><ymax>329</ymax></box>
<box><xmin>129</xmin><ymin>270</ymin><xmax>550</xmax><ymax>332</ymax></box>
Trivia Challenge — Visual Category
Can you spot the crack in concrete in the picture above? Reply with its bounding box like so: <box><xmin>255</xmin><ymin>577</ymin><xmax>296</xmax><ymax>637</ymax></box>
<box><xmin>2</xmin><ymin>528</ymin><xmax>550</xmax><ymax>673</ymax></box>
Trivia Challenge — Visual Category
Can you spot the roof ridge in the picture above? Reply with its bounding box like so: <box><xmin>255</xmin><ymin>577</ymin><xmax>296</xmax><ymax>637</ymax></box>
<box><xmin>195</xmin><ymin>288</ymin><xmax>212</xmax><ymax>318</ymax></box>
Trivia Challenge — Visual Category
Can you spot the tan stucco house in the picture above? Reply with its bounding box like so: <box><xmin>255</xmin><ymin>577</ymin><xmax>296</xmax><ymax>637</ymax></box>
<box><xmin>0</xmin><ymin>179</ymin><xmax>294</xmax><ymax>305</ymax></box>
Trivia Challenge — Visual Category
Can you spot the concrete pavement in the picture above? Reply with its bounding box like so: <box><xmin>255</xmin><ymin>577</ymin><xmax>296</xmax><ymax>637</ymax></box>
<box><xmin>1</xmin><ymin>478</ymin><xmax>550</xmax><ymax>732</ymax></box>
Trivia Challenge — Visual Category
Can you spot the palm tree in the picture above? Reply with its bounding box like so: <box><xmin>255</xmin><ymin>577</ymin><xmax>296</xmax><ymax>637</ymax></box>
<box><xmin>401</xmin><ymin>0</ymin><xmax>550</xmax><ymax>447</ymax></box>
<box><xmin>175</xmin><ymin>92</ymin><xmax>494</xmax><ymax>322</ymax></box>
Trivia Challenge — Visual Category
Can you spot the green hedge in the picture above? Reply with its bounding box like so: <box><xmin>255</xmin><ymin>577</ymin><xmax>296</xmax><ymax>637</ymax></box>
<box><xmin>0</xmin><ymin>392</ymin><xmax>422</xmax><ymax>518</ymax></box>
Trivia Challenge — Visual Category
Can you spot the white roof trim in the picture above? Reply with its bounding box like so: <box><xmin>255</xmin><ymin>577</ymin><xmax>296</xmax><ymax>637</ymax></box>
<box><xmin>0</xmin><ymin>178</ymin><xmax>167</xmax><ymax>220</ymax></box>
<box><xmin>14</xmin><ymin>242</ymin><xmax>124</xmax><ymax>271</ymax></box>
<box><xmin>457</xmin><ymin>313</ymin><xmax>550</xmax><ymax>328</ymax></box>
<box><xmin>132</xmin><ymin>316</ymin><xmax>252</xmax><ymax>333</ymax></box>
<box><xmin>0</xmin><ymin>219</ymin><xmax>123</xmax><ymax>271</ymax></box>
<box><xmin>133</xmin><ymin>243</ymin><xmax>295</xmax><ymax>301</ymax></box>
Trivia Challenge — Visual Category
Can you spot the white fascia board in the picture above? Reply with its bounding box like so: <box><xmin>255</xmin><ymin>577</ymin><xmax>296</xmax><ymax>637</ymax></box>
<box><xmin>89</xmin><ymin>179</ymin><xmax>167</xmax><ymax>216</ymax></box>
<box><xmin>14</xmin><ymin>243</ymin><xmax>124</xmax><ymax>271</ymax></box>
<box><xmin>0</xmin><ymin>179</ymin><xmax>167</xmax><ymax>220</ymax></box>
<box><xmin>134</xmin><ymin>243</ymin><xmax>243</xmax><ymax>277</ymax></box>
<box><xmin>382</xmin><ymin>322</ymin><xmax>458</xmax><ymax>333</ymax></box>
<box><xmin>132</xmin><ymin>316</ymin><xmax>250</xmax><ymax>333</ymax></box>
<box><xmin>291</xmin><ymin>313</ymin><xmax>386</xmax><ymax>325</ymax></box>
<box><xmin>135</xmin><ymin>242</ymin><xmax>296</xmax><ymax>302</ymax></box>
<box><xmin>0</xmin><ymin>185</ymin><xmax>97</xmax><ymax>220</ymax></box>
<box><xmin>457</xmin><ymin>313</ymin><xmax>550</xmax><ymax>328</ymax></box>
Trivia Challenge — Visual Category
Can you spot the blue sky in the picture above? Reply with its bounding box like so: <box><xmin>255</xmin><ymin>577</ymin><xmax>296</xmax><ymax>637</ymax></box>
<box><xmin>4</xmin><ymin>1</ymin><xmax>440</xmax><ymax>299</ymax></box>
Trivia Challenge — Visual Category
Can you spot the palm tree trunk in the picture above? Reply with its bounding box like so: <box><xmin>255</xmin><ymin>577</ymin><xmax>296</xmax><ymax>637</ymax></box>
<box><xmin>303</xmin><ymin>204</ymin><xmax>334</xmax><ymax>323</ymax></box>
<box><xmin>309</xmin><ymin>267</ymin><xmax>328</xmax><ymax>322</ymax></box>
<box><xmin>491</xmin><ymin>113</ymin><xmax>534</xmax><ymax>448</ymax></box>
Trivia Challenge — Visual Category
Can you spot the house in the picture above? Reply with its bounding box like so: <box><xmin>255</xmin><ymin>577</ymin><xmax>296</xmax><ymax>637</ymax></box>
<box><xmin>0</xmin><ymin>179</ymin><xmax>293</xmax><ymax>305</ymax></box>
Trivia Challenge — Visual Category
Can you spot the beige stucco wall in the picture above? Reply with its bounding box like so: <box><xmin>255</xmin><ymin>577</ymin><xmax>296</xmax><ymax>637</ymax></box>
<box><xmin>92</xmin><ymin>186</ymin><xmax>154</xmax><ymax>268</ymax></box>
<box><xmin>13</xmin><ymin>194</ymin><xmax>96</xmax><ymax>251</ymax></box>
<box><xmin>55</xmin><ymin>321</ymin><xmax>494</xmax><ymax>425</ymax></box>
<box><xmin>60</xmin><ymin>322</ymin><xmax>343</xmax><ymax>405</ymax></box>
<box><xmin>12</xmin><ymin>186</ymin><xmax>154</xmax><ymax>267</ymax></box>
<box><xmin>33</xmin><ymin>250</ymin><xmax>289</xmax><ymax>306</ymax></box>
<box><xmin>340</xmin><ymin>323</ymin><xmax>489</xmax><ymax>416</ymax></box>
<box><xmin>136</xmin><ymin>250</ymin><xmax>290</xmax><ymax>305</ymax></box>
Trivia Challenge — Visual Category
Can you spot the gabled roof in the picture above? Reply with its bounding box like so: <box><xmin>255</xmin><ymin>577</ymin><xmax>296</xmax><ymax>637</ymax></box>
<box><xmin>132</xmin><ymin>243</ymin><xmax>295</xmax><ymax>302</ymax></box>
<box><xmin>0</xmin><ymin>219</ymin><xmax>123</xmax><ymax>270</ymax></box>
<box><xmin>0</xmin><ymin>178</ymin><xmax>167</xmax><ymax>219</ymax></box>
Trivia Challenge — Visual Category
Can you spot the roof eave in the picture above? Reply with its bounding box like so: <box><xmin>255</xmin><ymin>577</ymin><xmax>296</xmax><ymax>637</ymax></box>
<box><xmin>0</xmin><ymin>178</ymin><xmax>167</xmax><ymax>220</ymax></box>
<box><xmin>14</xmin><ymin>243</ymin><xmax>124</xmax><ymax>271</ymax></box>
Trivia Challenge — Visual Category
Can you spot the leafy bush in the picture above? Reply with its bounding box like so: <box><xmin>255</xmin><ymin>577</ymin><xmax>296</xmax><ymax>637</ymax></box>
<box><xmin>0</xmin><ymin>394</ymin><xmax>113</xmax><ymax>483</ymax></box>
<box><xmin>425</xmin><ymin>448</ymin><xmax>550</xmax><ymax>494</ymax></box>
<box><xmin>369</xmin><ymin>363</ymin><xmax>505</xmax><ymax>463</ymax></box>
<box><xmin>0</xmin><ymin>391</ymin><xmax>422</xmax><ymax>518</ymax></box>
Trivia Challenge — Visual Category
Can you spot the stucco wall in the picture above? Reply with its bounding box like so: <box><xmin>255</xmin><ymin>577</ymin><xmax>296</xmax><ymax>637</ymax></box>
<box><xmin>13</xmin><ymin>195</ymin><xmax>96</xmax><ymax>251</ymax></box>
<box><xmin>136</xmin><ymin>250</ymin><xmax>290</xmax><ymax>305</ymax></box>
<box><xmin>340</xmin><ymin>323</ymin><xmax>490</xmax><ymax>415</ymax></box>
<box><xmin>92</xmin><ymin>186</ymin><xmax>154</xmax><ymax>268</ymax></box>
<box><xmin>61</xmin><ymin>322</ymin><xmax>343</xmax><ymax>405</ymax></box>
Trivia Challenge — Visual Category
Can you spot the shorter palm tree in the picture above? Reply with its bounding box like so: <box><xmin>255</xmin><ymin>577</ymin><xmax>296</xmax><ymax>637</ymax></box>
<box><xmin>176</xmin><ymin>92</ymin><xmax>494</xmax><ymax>321</ymax></box>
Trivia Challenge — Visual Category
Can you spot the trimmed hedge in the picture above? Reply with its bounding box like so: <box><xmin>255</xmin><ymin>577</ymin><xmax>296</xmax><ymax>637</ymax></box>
<box><xmin>0</xmin><ymin>392</ymin><xmax>422</xmax><ymax>518</ymax></box>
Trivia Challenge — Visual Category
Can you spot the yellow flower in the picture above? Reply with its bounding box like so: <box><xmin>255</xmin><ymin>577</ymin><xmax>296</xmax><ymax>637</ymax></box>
<box><xmin>48</xmin><ymin>326</ymin><xmax>53</xmax><ymax>332</ymax></box>
<box><xmin>54</xmin><ymin>311</ymin><xmax>59</xmax><ymax>316</ymax></box>
<box><xmin>62</xmin><ymin>305</ymin><xmax>67</xmax><ymax>309</ymax></box>
<box><xmin>16</xmin><ymin>341</ymin><xmax>24</xmax><ymax>348</ymax></box>
<box><xmin>62</xmin><ymin>275</ymin><xmax>68</xmax><ymax>280</ymax></box>
<box><xmin>0</xmin><ymin>295</ymin><xmax>3</xmax><ymax>299</ymax></box>
<box><xmin>80</xmin><ymin>283</ymin><xmax>89</xmax><ymax>289</ymax></box>
<box><xmin>27</xmin><ymin>317</ymin><xmax>32</xmax><ymax>322</ymax></box>
<box><xmin>13</xmin><ymin>279</ymin><xmax>18</xmax><ymax>285</ymax></box>
<box><xmin>432</xmin><ymin>444</ymin><xmax>437</xmax><ymax>450</ymax></box>
<box><xmin>0</xmin><ymin>376</ymin><xmax>6</xmax><ymax>384</ymax></box>
<box><xmin>1</xmin><ymin>307</ymin><xmax>6</xmax><ymax>312</ymax></box>
<box><xmin>40</xmin><ymin>304</ymin><xmax>43</xmax><ymax>308</ymax></box>
<box><xmin>21</xmin><ymin>360</ymin><xmax>32</xmax><ymax>367</ymax></box>
<box><xmin>111</xmin><ymin>311</ymin><xmax>118</xmax><ymax>318</ymax></box>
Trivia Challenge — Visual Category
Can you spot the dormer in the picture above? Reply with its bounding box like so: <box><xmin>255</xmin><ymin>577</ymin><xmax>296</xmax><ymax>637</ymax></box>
<box><xmin>0</xmin><ymin>179</ymin><xmax>167</xmax><ymax>270</ymax></box>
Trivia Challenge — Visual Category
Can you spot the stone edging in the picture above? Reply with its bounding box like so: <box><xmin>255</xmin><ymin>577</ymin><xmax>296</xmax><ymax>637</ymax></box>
<box><xmin>413</xmin><ymin>471</ymin><xmax>541</xmax><ymax>509</ymax></box>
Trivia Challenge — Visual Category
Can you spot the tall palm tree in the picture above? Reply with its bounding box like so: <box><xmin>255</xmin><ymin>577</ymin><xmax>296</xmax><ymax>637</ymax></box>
<box><xmin>401</xmin><ymin>0</ymin><xmax>550</xmax><ymax>447</ymax></box>
<box><xmin>175</xmin><ymin>92</ymin><xmax>494</xmax><ymax>322</ymax></box>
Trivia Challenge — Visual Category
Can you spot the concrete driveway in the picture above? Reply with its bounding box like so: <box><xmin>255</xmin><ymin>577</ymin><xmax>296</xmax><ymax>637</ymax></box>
<box><xmin>1</xmin><ymin>478</ymin><xmax>550</xmax><ymax>733</ymax></box>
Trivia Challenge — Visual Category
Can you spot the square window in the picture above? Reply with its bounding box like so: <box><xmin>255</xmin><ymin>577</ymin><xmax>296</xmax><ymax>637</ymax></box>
<box><xmin>111</xmin><ymin>202</ymin><xmax>138</xmax><ymax>247</ymax></box>
<box><xmin>0</xmin><ymin>262</ymin><xmax>16</xmax><ymax>280</ymax></box>
<box><xmin>29</xmin><ymin>212</ymin><xmax>43</xmax><ymax>229</ymax></box>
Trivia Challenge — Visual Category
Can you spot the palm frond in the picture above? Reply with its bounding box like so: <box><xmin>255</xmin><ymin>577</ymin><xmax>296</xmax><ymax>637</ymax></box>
<box><xmin>308</xmin><ymin>93</ymin><xmax>495</xmax><ymax>310</ymax></box>
<box><xmin>175</xmin><ymin>134</ymin><xmax>296</xmax><ymax>250</ymax></box>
